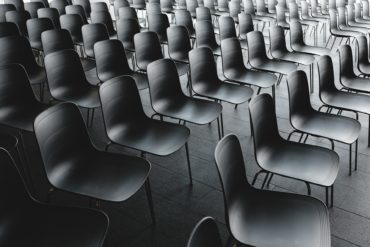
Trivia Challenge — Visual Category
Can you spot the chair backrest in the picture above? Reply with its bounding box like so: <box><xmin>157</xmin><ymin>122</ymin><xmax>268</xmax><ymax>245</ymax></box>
<box><xmin>187</xmin><ymin>217</ymin><xmax>223</xmax><ymax>247</ymax></box>
<box><xmin>147</xmin><ymin>59</ymin><xmax>184</xmax><ymax>104</ymax></box>
<box><xmin>26</xmin><ymin>17</ymin><xmax>54</xmax><ymax>49</ymax></box>
<box><xmin>116</xmin><ymin>18</ymin><xmax>140</xmax><ymax>51</ymax></box>
<box><xmin>148</xmin><ymin>13</ymin><xmax>169</xmax><ymax>41</ymax></box>
<box><xmin>175</xmin><ymin>10</ymin><xmax>195</xmax><ymax>34</ymax></box>
<box><xmin>60</xmin><ymin>14</ymin><xmax>83</xmax><ymax>43</ymax></box>
<box><xmin>0</xmin><ymin>22</ymin><xmax>19</xmax><ymax>37</ymax></box>
<box><xmin>268</xmin><ymin>0</ymin><xmax>277</xmax><ymax>12</ymax></box>
<box><xmin>160</xmin><ymin>0</ymin><xmax>174</xmax><ymax>11</ymax></box>
<box><xmin>91</xmin><ymin>1</ymin><xmax>109</xmax><ymax>12</ymax></box>
<box><xmin>347</xmin><ymin>4</ymin><xmax>355</xmax><ymax>22</ymax></box>
<box><xmin>167</xmin><ymin>25</ymin><xmax>191</xmax><ymax>62</ymax></box>
<box><xmin>41</xmin><ymin>28</ymin><xmax>74</xmax><ymax>55</ymax></box>
<box><xmin>219</xmin><ymin>16</ymin><xmax>237</xmax><ymax>41</ymax></box>
<box><xmin>338</xmin><ymin>44</ymin><xmax>355</xmax><ymax>78</ymax></box>
<box><xmin>94</xmin><ymin>39</ymin><xmax>131</xmax><ymax>82</ymax></box>
<box><xmin>288</xmin><ymin>2</ymin><xmax>299</xmax><ymax>21</ymax></box>
<box><xmin>243</xmin><ymin>0</ymin><xmax>255</xmax><ymax>15</ymax></box>
<box><xmin>249</xmin><ymin>93</ymin><xmax>280</xmax><ymax>151</ymax></box>
<box><xmin>218</xmin><ymin>0</ymin><xmax>229</xmax><ymax>11</ymax></box>
<box><xmin>317</xmin><ymin>55</ymin><xmax>337</xmax><ymax>94</ymax></box>
<box><xmin>34</xmin><ymin>102</ymin><xmax>95</xmax><ymax>184</ymax></box>
<box><xmin>220</xmin><ymin>37</ymin><xmax>245</xmax><ymax>73</ymax></box>
<box><xmin>99</xmin><ymin>76</ymin><xmax>147</xmax><ymax>137</ymax></box>
<box><xmin>114</xmin><ymin>0</ymin><xmax>130</xmax><ymax>18</ymax></box>
<box><xmin>31</xmin><ymin>0</ymin><xmax>49</xmax><ymax>8</ymax></box>
<box><xmin>74</xmin><ymin>0</ymin><xmax>91</xmax><ymax>17</ymax></box>
<box><xmin>229</xmin><ymin>0</ymin><xmax>241</xmax><ymax>20</ymax></box>
<box><xmin>0</xmin><ymin>4</ymin><xmax>16</xmax><ymax>22</ymax></box>
<box><xmin>146</xmin><ymin>2</ymin><xmax>161</xmax><ymax>15</ymax></box>
<box><xmin>204</xmin><ymin>0</ymin><xmax>217</xmax><ymax>12</ymax></box>
<box><xmin>356</xmin><ymin>35</ymin><xmax>369</xmax><ymax>66</ymax></box>
<box><xmin>91</xmin><ymin>10</ymin><xmax>116</xmax><ymax>36</ymax></box>
<box><xmin>37</xmin><ymin>7</ymin><xmax>61</xmax><ymax>28</ymax></box>
<box><xmin>118</xmin><ymin>6</ymin><xmax>138</xmax><ymax>20</ymax></box>
<box><xmin>134</xmin><ymin>31</ymin><xmax>163</xmax><ymax>71</ymax></box>
<box><xmin>269</xmin><ymin>25</ymin><xmax>288</xmax><ymax>55</ymax></box>
<box><xmin>186</xmin><ymin>0</ymin><xmax>199</xmax><ymax>15</ymax></box>
<box><xmin>363</xmin><ymin>0</ymin><xmax>370</xmax><ymax>18</ymax></box>
<box><xmin>0</xmin><ymin>35</ymin><xmax>40</xmax><ymax>74</ymax></box>
<box><xmin>50</xmin><ymin>0</ymin><xmax>69</xmax><ymax>15</ymax></box>
<box><xmin>286</xmin><ymin>70</ymin><xmax>315</xmax><ymax>118</ymax></box>
<box><xmin>276</xmin><ymin>4</ymin><xmax>288</xmax><ymax>25</ymax></box>
<box><xmin>195</xmin><ymin>20</ymin><xmax>218</xmax><ymax>50</ymax></box>
<box><xmin>5</xmin><ymin>0</ymin><xmax>24</xmax><ymax>11</ymax></box>
<box><xmin>300</xmin><ymin>0</ymin><xmax>310</xmax><ymax>18</ymax></box>
<box><xmin>328</xmin><ymin>0</ymin><xmax>336</xmax><ymax>9</ymax></box>
<box><xmin>196</xmin><ymin>6</ymin><xmax>212</xmax><ymax>21</ymax></box>
<box><xmin>355</xmin><ymin>2</ymin><xmax>363</xmax><ymax>20</ymax></box>
<box><xmin>238</xmin><ymin>13</ymin><xmax>253</xmax><ymax>39</ymax></box>
<box><xmin>65</xmin><ymin>5</ymin><xmax>88</xmax><ymax>24</ymax></box>
<box><xmin>337</xmin><ymin>7</ymin><xmax>347</xmax><ymax>26</ymax></box>
<box><xmin>256</xmin><ymin>0</ymin><xmax>267</xmax><ymax>13</ymax></box>
<box><xmin>24</xmin><ymin>2</ymin><xmax>44</xmax><ymax>18</ymax></box>
<box><xmin>247</xmin><ymin>31</ymin><xmax>268</xmax><ymax>62</ymax></box>
<box><xmin>82</xmin><ymin>23</ymin><xmax>109</xmax><ymax>58</ymax></box>
<box><xmin>329</xmin><ymin>9</ymin><xmax>339</xmax><ymax>30</ymax></box>
<box><xmin>5</xmin><ymin>10</ymin><xmax>31</xmax><ymax>36</ymax></box>
<box><xmin>189</xmin><ymin>47</ymin><xmax>220</xmax><ymax>89</ymax></box>
<box><xmin>290</xmin><ymin>20</ymin><xmax>304</xmax><ymax>46</ymax></box>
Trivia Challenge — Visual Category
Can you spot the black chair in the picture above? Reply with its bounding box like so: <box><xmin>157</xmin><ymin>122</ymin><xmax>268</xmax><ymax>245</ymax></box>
<box><xmin>74</xmin><ymin>0</ymin><xmax>91</xmax><ymax>18</ymax></box>
<box><xmin>148</xmin><ymin>13</ymin><xmax>169</xmax><ymax>44</ymax></box>
<box><xmin>5</xmin><ymin>10</ymin><xmax>30</xmax><ymax>36</ymax></box>
<box><xmin>82</xmin><ymin>23</ymin><xmax>109</xmax><ymax>59</ymax></box>
<box><xmin>24</xmin><ymin>1</ymin><xmax>44</xmax><ymax>18</ymax></box>
<box><xmin>186</xmin><ymin>0</ymin><xmax>198</xmax><ymax>17</ymax></box>
<box><xmin>31</xmin><ymin>0</ymin><xmax>49</xmax><ymax>8</ymax></box>
<box><xmin>118</xmin><ymin>6</ymin><xmax>139</xmax><ymax>20</ymax></box>
<box><xmin>50</xmin><ymin>0</ymin><xmax>69</xmax><ymax>15</ymax></box>
<box><xmin>65</xmin><ymin>4</ymin><xmax>88</xmax><ymax>24</ymax></box>
<box><xmin>114</xmin><ymin>0</ymin><xmax>130</xmax><ymax>19</ymax></box>
<box><xmin>5</xmin><ymin>0</ymin><xmax>24</xmax><ymax>11</ymax></box>
<box><xmin>187</xmin><ymin>217</ymin><xmax>223</xmax><ymax>247</ymax></box>
<box><xmin>27</xmin><ymin>17</ymin><xmax>54</xmax><ymax>51</ymax></box>
<box><xmin>91</xmin><ymin>2</ymin><xmax>109</xmax><ymax>12</ymax></box>
<box><xmin>99</xmin><ymin>75</ymin><xmax>192</xmax><ymax>184</ymax></box>
<box><xmin>238</xmin><ymin>12</ymin><xmax>253</xmax><ymax>41</ymax></box>
<box><xmin>0</xmin><ymin>4</ymin><xmax>16</xmax><ymax>22</ymax></box>
<box><xmin>134</xmin><ymin>31</ymin><xmax>163</xmax><ymax>72</ymax></box>
<box><xmin>221</xmin><ymin>37</ymin><xmax>277</xmax><ymax>96</ymax></box>
<box><xmin>132</xmin><ymin>0</ymin><xmax>146</xmax><ymax>9</ymax></box>
<box><xmin>94</xmin><ymin>39</ymin><xmax>148</xmax><ymax>89</ymax></box>
<box><xmin>0</xmin><ymin>22</ymin><xmax>19</xmax><ymax>37</ymax></box>
<box><xmin>175</xmin><ymin>9</ymin><xmax>195</xmax><ymax>39</ymax></box>
<box><xmin>44</xmin><ymin>49</ymin><xmax>100</xmax><ymax>126</ymax></box>
<box><xmin>195</xmin><ymin>20</ymin><xmax>220</xmax><ymax>56</ymax></box>
<box><xmin>214</xmin><ymin>134</ymin><xmax>331</xmax><ymax>246</ymax></box>
<box><xmin>355</xmin><ymin>35</ymin><xmax>370</xmax><ymax>76</ymax></box>
<box><xmin>250</xmin><ymin>93</ymin><xmax>339</xmax><ymax>206</ymax></box>
<box><xmin>287</xmin><ymin>70</ymin><xmax>361</xmax><ymax>175</ymax></box>
<box><xmin>34</xmin><ymin>102</ymin><xmax>155</xmax><ymax>223</ymax></box>
<box><xmin>189</xmin><ymin>47</ymin><xmax>253</xmax><ymax>122</ymax></box>
<box><xmin>160</xmin><ymin>0</ymin><xmax>174</xmax><ymax>14</ymax></box>
<box><xmin>41</xmin><ymin>28</ymin><xmax>74</xmax><ymax>55</ymax></box>
<box><xmin>195</xmin><ymin>6</ymin><xmax>212</xmax><ymax>22</ymax></box>
<box><xmin>60</xmin><ymin>13</ymin><xmax>84</xmax><ymax>45</ymax></box>
<box><xmin>0</xmin><ymin>35</ymin><xmax>47</xmax><ymax>100</ymax></box>
<box><xmin>0</xmin><ymin>148</ymin><xmax>109</xmax><ymax>247</ymax></box>
<box><xmin>217</xmin><ymin>0</ymin><xmax>229</xmax><ymax>13</ymax></box>
<box><xmin>219</xmin><ymin>16</ymin><xmax>237</xmax><ymax>41</ymax></box>
<box><xmin>37</xmin><ymin>7</ymin><xmax>61</xmax><ymax>28</ymax></box>
<box><xmin>91</xmin><ymin>10</ymin><xmax>117</xmax><ymax>38</ymax></box>
<box><xmin>290</xmin><ymin>20</ymin><xmax>331</xmax><ymax>56</ymax></box>
<box><xmin>147</xmin><ymin>59</ymin><xmax>223</xmax><ymax>137</ymax></box>
<box><xmin>116</xmin><ymin>17</ymin><xmax>140</xmax><ymax>53</ymax></box>
<box><xmin>318</xmin><ymin>55</ymin><xmax>370</xmax><ymax>147</ymax></box>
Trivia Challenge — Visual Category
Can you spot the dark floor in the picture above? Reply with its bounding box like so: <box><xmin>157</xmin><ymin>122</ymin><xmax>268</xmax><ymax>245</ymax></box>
<box><xmin>16</xmin><ymin>26</ymin><xmax>370</xmax><ymax>247</ymax></box>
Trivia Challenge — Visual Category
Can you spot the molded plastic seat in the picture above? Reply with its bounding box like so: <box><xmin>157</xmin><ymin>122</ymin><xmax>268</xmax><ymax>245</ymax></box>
<box><xmin>187</xmin><ymin>217</ymin><xmax>223</xmax><ymax>247</ymax></box>
<box><xmin>0</xmin><ymin>22</ymin><xmax>20</xmax><ymax>37</ymax></box>
<box><xmin>0</xmin><ymin>148</ymin><xmax>109</xmax><ymax>247</ymax></box>
<box><xmin>65</xmin><ymin>5</ymin><xmax>88</xmax><ymax>24</ymax></box>
<box><xmin>219</xmin><ymin>16</ymin><xmax>238</xmax><ymax>42</ymax></box>
<box><xmin>5</xmin><ymin>10</ymin><xmax>31</xmax><ymax>36</ymax></box>
<box><xmin>114</xmin><ymin>0</ymin><xmax>130</xmax><ymax>19</ymax></box>
<box><xmin>214</xmin><ymin>134</ymin><xmax>331</xmax><ymax>247</ymax></box>
<box><xmin>0</xmin><ymin>4</ymin><xmax>16</xmax><ymax>22</ymax></box>
<box><xmin>44</xmin><ymin>50</ymin><xmax>100</xmax><ymax>108</ymax></box>
<box><xmin>0</xmin><ymin>64</ymin><xmax>47</xmax><ymax>132</ymax></box>
<box><xmin>355</xmin><ymin>35</ymin><xmax>370</xmax><ymax>76</ymax></box>
<box><xmin>118</xmin><ymin>6</ymin><xmax>139</xmax><ymax>20</ymax></box>
<box><xmin>82</xmin><ymin>23</ymin><xmax>109</xmax><ymax>58</ymax></box>
<box><xmin>116</xmin><ymin>18</ymin><xmax>140</xmax><ymax>52</ymax></box>
<box><xmin>60</xmin><ymin>14</ymin><xmax>84</xmax><ymax>44</ymax></box>
<box><xmin>31</xmin><ymin>0</ymin><xmax>49</xmax><ymax>8</ymax></box>
<box><xmin>24</xmin><ymin>1</ymin><xmax>44</xmax><ymax>18</ymax></box>
<box><xmin>175</xmin><ymin>9</ymin><xmax>195</xmax><ymax>38</ymax></box>
<box><xmin>34</xmin><ymin>102</ymin><xmax>152</xmax><ymax>204</ymax></box>
<box><xmin>147</xmin><ymin>59</ymin><xmax>222</xmax><ymax>125</ymax></box>
<box><xmin>27</xmin><ymin>17</ymin><xmax>54</xmax><ymax>51</ymax></box>
<box><xmin>186</xmin><ymin>0</ymin><xmax>198</xmax><ymax>17</ymax></box>
<box><xmin>50</xmin><ymin>0</ymin><xmax>69</xmax><ymax>15</ymax></box>
<box><xmin>195</xmin><ymin>21</ymin><xmax>220</xmax><ymax>56</ymax></box>
<box><xmin>196</xmin><ymin>6</ymin><xmax>212</xmax><ymax>22</ymax></box>
<box><xmin>41</xmin><ymin>28</ymin><xmax>74</xmax><ymax>55</ymax></box>
<box><xmin>328</xmin><ymin>9</ymin><xmax>363</xmax><ymax>38</ymax></box>
<box><xmin>91</xmin><ymin>2</ymin><xmax>109</xmax><ymax>12</ymax></box>
<box><xmin>247</xmin><ymin>31</ymin><xmax>298</xmax><ymax>75</ymax></box>
<box><xmin>94</xmin><ymin>40</ymin><xmax>148</xmax><ymax>89</ymax></box>
<box><xmin>37</xmin><ymin>7</ymin><xmax>60</xmax><ymax>28</ymax></box>
<box><xmin>221</xmin><ymin>37</ymin><xmax>277</xmax><ymax>89</ymax></box>
<box><xmin>148</xmin><ymin>13</ymin><xmax>169</xmax><ymax>43</ymax></box>
<box><xmin>238</xmin><ymin>12</ymin><xmax>254</xmax><ymax>41</ymax></box>
<box><xmin>132</xmin><ymin>0</ymin><xmax>146</xmax><ymax>9</ymax></box>
<box><xmin>189</xmin><ymin>47</ymin><xmax>253</xmax><ymax>104</ymax></box>
<box><xmin>167</xmin><ymin>25</ymin><xmax>190</xmax><ymax>75</ymax></box>
<box><xmin>5</xmin><ymin>0</ymin><xmax>24</xmax><ymax>11</ymax></box>
<box><xmin>347</xmin><ymin>4</ymin><xmax>370</xmax><ymax>28</ymax></box>
<box><xmin>74</xmin><ymin>0</ymin><xmax>91</xmax><ymax>18</ymax></box>
<box><xmin>91</xmin><ymin>11</ymin><xmax>117</xmax><ymax>38</ymax></box>
<box><xmin>337</xmin><ymin>7</ymin><xmax>369</xmax><ymax>35</ymax></box>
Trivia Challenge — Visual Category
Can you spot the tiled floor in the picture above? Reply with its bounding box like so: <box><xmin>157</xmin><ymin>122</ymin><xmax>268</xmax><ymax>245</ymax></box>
<box><xmin>19</xmin><ymin>25</ymin><xmax>370</xmax><ymax>246</ymax></box>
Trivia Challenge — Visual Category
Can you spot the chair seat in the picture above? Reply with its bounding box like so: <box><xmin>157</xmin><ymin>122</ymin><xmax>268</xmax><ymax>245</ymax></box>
<box><xmin>231</xmin><ymin>189</ymin><xmax>331</xmax><ymax>247</ymax></box>
<box><xmin>331</xmin><ymin>28</ymin><xmax>361</xmax><ymax>37</ymax></box>
<box><xmin>253</xmin><ymin>15</ymin><xmax>275</xmax><ymax>22</ymax></box>
<box><xmin>56</xmin><ymin>85</ymin><xmax>100</xmax><ymax>108</ymax></box>
<box><xmin>272</xmin><ymin>50</ymin><xmax>315</xmax><ymax>65</ymax></box>
<box><xmin>256</xmin><ymin>12</ymin><xmax>275</xmax><ymax>18</ymax></box>
<box><xmin>321</xmin><ymin>91</ymin><xmax>370</xmax><ymax>115</ymax></box>
<box><xmin>153</xmin><ymin>97</ymin><xmax>222</xmax><ymax>125</ymax></box>
<box><xmin>225</xmin><ymin>68</ymin><xmax>277</xmax><ymax>88</ymax></box>
<box><xmin>300</xmin><ymin>19</ymin><xmax>319</xmax><ymax>26</ymax></box>
<box><xmin>108</xmin><ymin>120</ymin><xmax>190</xmax><ymax>156</ymax></box>
<box><xmin>257</xmin><ymin>140</ymin><xmax>339</xmax><ymax>186</ymax></box>
<box><xmin>193</xmin><ymin>80</ymin><xmax>253</xmax><ymax>104</ymax></box>
<box><xmin>250</xmin><ymin>58</ymin><xmax>298</xmax><ymax>75</ymax></box>
<box><xmin>49</xmin><ymin>151</ymin><xmax>150</xmax><ymax>201</ymax></box>
<box><xmin>339</xmin><ymin>25</ymin><xmax>368</xmax><ymax>35</ymax></box>
<box><xmin>291</xmin><ymin>44</ymin><xmax>331</xmax><ymax>56</ymax></box>
<box><xmin>341</xmin><ymin>75</ymin><xmax>370</xmax><ymax>93</ymax></box>
<box><xmin>129</xmin><ymin>71</ymin><xmax>149</xmax><ymax>90</ymax></box>
<box><xmin>291</xmin><ymin>112</ymin><xmax>361</xmax><ymax>144</ymax></box>
<box><xmin>359</xmin><ymin>63</ymin><xmax>370</xmax><ymax>75</ymax></box>
<box><xmin>348</xmin><ymin>21</ymin><xmax>370</xmax><ymax>29</ymax></box>
<box><xmin>5</xmin><ymin>205</ymin><xmax>108</xmax><ymax>247</ymax></box>
<box><xmin>81</xmin><ymin>59</ymin><xmax>96</xmax><ymax>71</ymax></box>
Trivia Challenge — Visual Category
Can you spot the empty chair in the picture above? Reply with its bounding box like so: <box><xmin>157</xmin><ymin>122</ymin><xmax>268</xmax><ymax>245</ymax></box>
<box><xmin>31</xmin><ymin>0</ymin><xmax>49</xmax><ymax>8</ymax></box>
<box><xmin>276</xmin><ymin>4</ymin><xmax>290</xmax><ymax>30</ymax></box>
<box><xmin>82</xmin><ymin>23</ymin><xmax>109</xmax><ymax>58</ymax></box>
<box><xmin>214</xmin><ymin>134</ymin><xmax>332</xmax><ymax>246</ymax></box>
<box><xmin>114</xmin><ymin>0</ymin><xmax>129</xmax><ymax>19</ymax></box>
<box><xmin>287</xmin><ymin>70</ymin><xmax>361</xmax><ymax>175</ymax></box>
<box><xmin>118</xmin><ymin>6</ymin><xmax>139</xmax><ymax>20</ymax></box>
<box><xmin>203</xmin><ymin>0</ymin><xmax>218</xmax><ymax>15</ymax></box>
<box><xmin>356</xmin><ymin>35</ymin><xmax>370</xmax><ymax>76</ymax></box>
<box><xmin>147</xmin><ymin>59</ymin><xmax>223</xmax><ymax>136</ymax></box>
<box><xmin>24</xmin><ymin>2</ymin><xmax>44</xmax><ymax>18</ymax></box>
<box><xmin>65</xmin><ymin>5</ymin><xmax>88</xmax><ymax>24</ymax></box>
<box><xmin>91</xmin><ymin>2</ymin><xmax>109</xmax><ymax>12</ymax></box>
<box><xmin>0</xmin><ymin>4</ymin><xmax>16</xmax><ymax>22</ymax></box>
<box><xmin>196</xmin><ymin>6</ymin><xmax>212</xmax><ymax>22</ymax></box>
<box><xmin>132</xmin><ymin>0</ymin><xmax>146</xmax><ymax>9</ymax></box>
<box><xmin>116</xmin><ymin>18</ymin><xmax>140</xmax><ymax>52</ymax></box>
<box><xmin>26</xmin><ymin>18</ymin><xmax>54</xmax><ymax>51</ymax></box>
<box><xmin>0</xmin><ymin>148</ymin><xmax>109</xmax><ymax>247</ymax></box>
<box><xmin>50</xmin><ymin>0</ymin><xmax>69</xmax><ymax>15</ymax></box>
<box><xmin>94</xmin><ymin>39</ymin><xmax>148</xmax><ymax>89</ymax></box>
<box><xmin>195</xmin><ymin>21</ymin><xmax>220</xmax><ymax>56</ymax></box>
<box><xmin>37</xmin><ymin>8</ymin><xmax>61</xmax><ymax>28</ymax></box>
<box><xmin>60</xmin><ymin>14</ymin><xmax>84</xmax><ymax>44</ymax></box>
<box><xmin>5</xmin><ymin>10</ymin><xmax>31</xmax><ymax>36</ymax></box>
<box><xmin>99</xmin><ymin>76</ymin><xmax>192</xmax><ymax>184</ymax></box>
<box><xmin>148</xmin><ymin>13</ymin><xmax>169</xmax><ymax>44</ymax></box>
<box><xmin>146</xmin><ymin>2</ymin><xmax>161</xmax><ymax>15</ymax></box>
<box><xmin>134</xmin><ymin>31</ymin><xmax>163</xmax><ymax>72</ymax></box>
<box><xmin>354</xmin><ymin>2</ymin><xmax>370</xmax><ymax>23</ymax></box>
<box><xmin>238</xmin><ymin>12</ymin><xmax>254</xmax><ymax>40</ymax></box>
<box><xmin>186</xmin><ymin>0</ymin><xmax>198</xmax><ymax>17</ymax></box>
<box><xmin>41</xmin><ymin>28</ymin><xmax>74</xmax><ymax>55</ymax></box>
<box><xmin>74</xmin><ymin>0</ymin><xmax>91</xmax><ymax>18</ymax></box>
<box><xmin>0</xmin><ymin>36</ymin><xmax>47</xmax><ymax>100</ymax></box>
<box><xmin>362</xmin><ymin>0</ymin><xmax>370</xmax><ymax>20</ymax></box>
<box><xmin>175</xmin><ymin>9</ymin><xmax>195</xmax><ymax>38</ymax></box>
<box><xmin>5</xmin><ymin>0</ymin><xmax>24</xmax><ymax>11</ymax></box>
<box><xmin>187</xmin><ymin>217</ymin><xmax>223</xmax><ymax>247</ymax></box>
<box><xmin>290</xmin><ymin>21</ymin><xmax>331</xmax><ymax>56</ymax></box>
<box><xmin>229</xmin><ymin>0</ymin><xmax>241</xmax><ymax>22</ymax></box>
<box><xmin>301</xmin><ymin>0</ymin><xmax>327</xmax><ymax>42</ymax></box>
<box><xmin>256</xmin><ymin>0</ymin><xmax>275</xmax><ymax>19</ymax></box>
<box><xmin>221</xmin><ymin>38</ymin><xmax>277</xmax><ymax>96</ymax></box>
<box><xmin>91</xmin><ymin>11</ymin><xmax>117</xmax><ymax>38</ymax></box>
<box><xmin>0</xmin><ymin>22</ymin><xmax>19</xmax><ymax>37</ymax></box>
<box><xmin>347</xmin><ymin>4</ymin><xmax>370</xmax><ymax>29</ymax></box>
<box><xmin>337</xmin><ymin>7</ymin><xmax>369</xmax><ymax>36</ymax></box>
<box><xmin>34</xmin><ymin>102</ymin><xmax>155</xmax><ymax>223</ymax></box>
<box><xmin>317</xmin><ymin>55</ymin><xmax>370</xmax><ymax>147</ymax></box>
<box><xmin>217</xmin><ymin>0</ymin><xmax>229</xmax><ymax>12</ymax></box>
<box><xmin>219</xmin><ymin>16</ymin><xmax>248</xmax><ymax>49</ymax></box>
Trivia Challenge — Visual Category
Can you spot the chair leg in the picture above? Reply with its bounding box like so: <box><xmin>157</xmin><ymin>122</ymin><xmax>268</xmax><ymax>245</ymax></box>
<box><xmin>325</xmin><ymin>34</ymin><xmax>332</xmax><ymax>48</ymax></box>
<box><xmin>309</xmin><ymin>63</ymin><xmax>314</xmax><ymax>93</ymax></box>
<box><xmin>220</xmin><ymin>111</ymin><xmax>224</xmax><ymax>137</ymax></box>
<box><xmin>90</xmin><ymin>108</ymin><xmax>95</xmax><ymax>128</ymax></box>
<box><xmin>355</xmin><ymin>140</ymin><xmax>358</xmax><ymax>171</ymax></box>
<box><xmin>266</xmin><ymin>173</ymin><xmax>274</xmax><ymax>187</ymax></box>
<box><xmin>349</xmin><ymin>142</ymin><xmax>352</xmax><ymax>176</ymax></box>
<box><xmin>216</xmin><ymin>117</ymin><xmax>221</xmax><ymax>140</ymax></box>
<box><xmin>261</xmin><ymin>172</ymin><xmax>270</xmax><ymax>189</ymax></box>
<box><xmin>252</xmin><ymin>170</ymin><xmax>267</xmax><ymax>186</ymax></box>
<box><xmin>331</xmin><ymin>185</ymin><xmax>334</xmax><ymax>208</ymax></box>
<box><xmin>325</xmin><ymin>186</ymin><xmax>329</xmax><ymax>207</ymax></box>
<box><xmin>368</xmin><ymin>115</ymin><xmax>370</xmax><ymax>147</ymax></box>
<box><xmin>145</xmin><ymin>179</ymin><xmax>156</xmax><ymax>225</ymax></box>
<box><xmin>185</xmin><ymin>142</ymin><xmax>193</xmax><ymax>185</ymax></box>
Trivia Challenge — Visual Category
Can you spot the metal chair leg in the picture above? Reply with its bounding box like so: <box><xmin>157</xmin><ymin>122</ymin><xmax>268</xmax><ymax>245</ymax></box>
<box><xmin>145</xmin><ymin>179</ymin><xmax>156</xmax><ymax>225</ymax></box>
<box><xmin>355</xmin><ymin>140</ymin><xmax>358</xmax><ymax>171</ymax></box>
<box><xmin>185</xmin><ymin>142</ymin><xmax>193</xmax><ymax>185</ymax></box>
<box><xmin>252</xmin><ymin>170</ymin><xmax>267</xmax><ymax>186</ymax></box>
<box><xmin>261</xmin><ymin>172</ymin><xmax>270</xmax><ymax>189</ymax></box>
<box><xmin>349</xmin><ymin>142</ymin><xmax>352</xmax><ymax>176</ymax></box>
